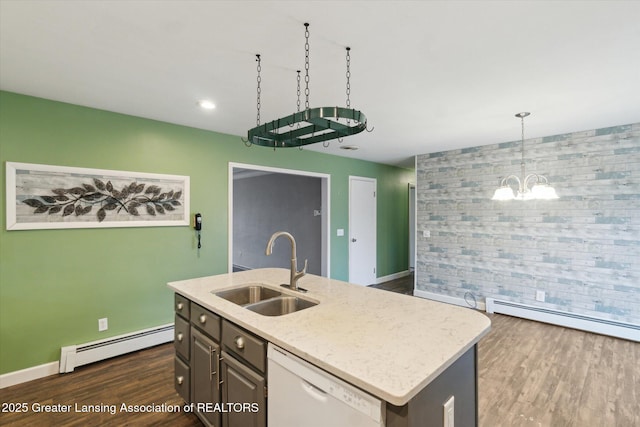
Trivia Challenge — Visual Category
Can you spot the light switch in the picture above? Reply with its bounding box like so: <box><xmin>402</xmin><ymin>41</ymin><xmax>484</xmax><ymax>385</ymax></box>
<box><xmin>337</xmin><ymin>229</ymin><xmax>344</xmax><ymax>237</ymax></box>
<box><xmin>423</xmin><ymin>230</ymin><xmax>430</xmax><ymax>238</ymax></box>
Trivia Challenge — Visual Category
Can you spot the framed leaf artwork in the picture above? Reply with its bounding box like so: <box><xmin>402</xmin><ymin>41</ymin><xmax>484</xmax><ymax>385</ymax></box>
<box><xmin>5</xmin><ymin>162</ymin><xmax>190</xmax><ymax>230</ymax></box>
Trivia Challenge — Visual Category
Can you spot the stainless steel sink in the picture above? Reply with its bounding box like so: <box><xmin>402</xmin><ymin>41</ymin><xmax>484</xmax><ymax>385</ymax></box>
<box><xmin>245</xmin><ymin>296</ymin><xmax>317</xmax><ymax>316</ymax></box>
<box><xmin>214</xmin><ymin>284</ymin><xmax>317</xmax><ymax>316</ymax></box>
<box><xmin>215</xmin><ymin>285</ymin><xmax>281</xmax><ymax>306</ymax></box>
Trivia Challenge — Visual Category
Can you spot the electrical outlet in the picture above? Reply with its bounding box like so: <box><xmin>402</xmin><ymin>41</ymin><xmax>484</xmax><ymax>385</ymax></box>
<box><xmin>423</xmin><ymin>230</ymin><xmax>430</xmax><ymax>238</ymax></box>
<box><xmin>443</xmin><ymin>395</ymin><xmax>454</xmax><ymax>427</ymax></box>
<box><xmin>98</xmin><ymin>318</ymin><xmax>108</xmax><ymax>331</ymax></box>
<box><xmin>337</xmin><ymin>228</ymin><xmax>344</xmax><ymax>236</ymax></box>
<box><xmin>536</xmin><ymin>290</ymin><xmax>546</xmax><ymax>302</ymax></box>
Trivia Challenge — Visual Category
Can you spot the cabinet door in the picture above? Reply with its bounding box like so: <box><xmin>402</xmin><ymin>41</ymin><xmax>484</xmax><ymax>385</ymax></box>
<box><xmin>221</xmin><ymin>351</ymin><xmax>266</xmax><ymax>427</ymax></box>
<box><xmin>191</xmin><ymin>327</ymin><xmax>221</xmax><ymax>427</ymax></box>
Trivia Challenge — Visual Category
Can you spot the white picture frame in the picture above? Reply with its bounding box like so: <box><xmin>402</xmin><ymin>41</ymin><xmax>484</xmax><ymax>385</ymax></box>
<box><xmin>6</xmin><ymin>162</ymin><xmax>190</xmax><ymax>230</ymax></box>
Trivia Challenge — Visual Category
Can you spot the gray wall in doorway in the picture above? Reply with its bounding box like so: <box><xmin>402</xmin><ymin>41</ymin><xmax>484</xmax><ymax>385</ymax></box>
<box><xmin>233</xmin><ymin>171</ymin><xmax>322</xmax><ymax>275</ymax></box>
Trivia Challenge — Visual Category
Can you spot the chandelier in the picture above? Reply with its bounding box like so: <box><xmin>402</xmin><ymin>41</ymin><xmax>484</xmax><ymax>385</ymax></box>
<box><xmin>244</xmin><ymin>23</ymin><xmax>369</xmax><ymax>149</ymax></box>
<box><xmin>491</xmin><ymin>112</ymin><xmax>559</xmax><ymax>201</ymax></box>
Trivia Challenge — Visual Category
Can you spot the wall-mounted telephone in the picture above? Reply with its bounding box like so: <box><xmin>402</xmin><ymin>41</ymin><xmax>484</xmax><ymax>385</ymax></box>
<box><xmin>194</xmin><ymin>213</ymin><xmax>202</xmax><ymax>249</ymax></box>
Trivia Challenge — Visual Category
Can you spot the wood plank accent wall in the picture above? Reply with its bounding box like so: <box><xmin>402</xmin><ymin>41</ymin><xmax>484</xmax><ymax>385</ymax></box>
<box><xmin>415</xmin><ymin>122</ymin><xmax>640</xmax><ymax>325</ymax></box>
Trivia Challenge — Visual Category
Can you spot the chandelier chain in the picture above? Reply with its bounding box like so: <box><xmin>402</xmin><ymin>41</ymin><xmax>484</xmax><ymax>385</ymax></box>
<box><xmin>520</xmin><ymin>114</ymin><xmax>526</xmax><ymax>187</ymax></box>
<box><xmin>304</xmin><ymin>23</ymin><xmax>310</xmax><ymax>110</ymax></box>
<box><xmin>256</xmin><ymin>54</ymin><xmax>261</xmax><ymax>126</ymax></box>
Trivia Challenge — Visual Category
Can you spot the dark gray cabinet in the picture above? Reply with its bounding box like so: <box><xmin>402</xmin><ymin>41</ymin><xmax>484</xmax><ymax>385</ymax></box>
<box><xmin>220</xmin><ymin>319</ymin><xmax>267</xmax><ymax>427</ymax></box>
<box><xmin>221</xmin><ymin>351</ymin><xmax>266</xmax><ymax>427</ymax></box>
<box><xmin>174</xmin><ymin>294</ymin><xmax>191</xmax><ymax>403</ymax></box>
<box><xmin>191</xmin><ymin>327</ymin><xmax>222</xmax><ymax>427</ymax></box>
<box><xmin>174</xmin><ymin>295</ymin><xmax>266</xmax><ymax>427</ymax></box>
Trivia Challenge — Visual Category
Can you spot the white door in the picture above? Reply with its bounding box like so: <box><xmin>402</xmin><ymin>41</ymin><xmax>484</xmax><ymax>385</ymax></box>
<box><xmin>349</xmin><ymin>177</ymin><xmax>376</xmax><ymax>285</ymax></box>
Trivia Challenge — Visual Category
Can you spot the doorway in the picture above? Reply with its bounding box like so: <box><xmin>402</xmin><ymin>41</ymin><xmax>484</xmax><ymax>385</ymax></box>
<box><xmin>348</xmin><ymin>176</ymin><xmax>377</xmax><ymax>286</ymax></box>
<box><xmin>229</xmin><ymin>163</ymin><xmax>330</xmax><ymax>277</ymax></box>
<box><xmin>409</xmin><ymin>183</ymin><xmax>416</xmax><ymax>271</ymax></box>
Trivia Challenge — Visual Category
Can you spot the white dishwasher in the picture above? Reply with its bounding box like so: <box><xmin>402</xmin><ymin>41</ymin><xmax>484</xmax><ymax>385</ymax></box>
<box><xmin>267</xmin><ymin>344</ymin><xmax>385</xmax><ymax>427</ymax></box>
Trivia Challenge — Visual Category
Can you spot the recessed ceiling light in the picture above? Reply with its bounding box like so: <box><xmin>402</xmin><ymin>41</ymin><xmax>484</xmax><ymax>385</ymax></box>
<box><xmin>197</xmin><ymin>100</ymin><xmax>216</xmax><ymax>110</ymax></box>
<box><xmin>339</xmin><ymin>145</ymin><xmax>359</xmax><ymax>151</ymax></box>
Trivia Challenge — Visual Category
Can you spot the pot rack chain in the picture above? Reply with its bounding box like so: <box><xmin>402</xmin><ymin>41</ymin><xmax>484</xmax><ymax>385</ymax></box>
<box><xmin>345</xmin><ymin>47</ymin><xmax>351</xmax><ymax>123</ymax></box>
<box><xmin>289</xmin><ymin>70</ymin><xmax>302</xmax><ymax>130</ymax></box>
<box><xmin>337</xmin><ymin>46</ymin><xmax>352</xmax><ymax>144</ymax></box>
<box><xmin>296</xmin><ymin>71</ymin><xmax>301</xmax><ymax>112</ymax></box>
<box><xmin>304</xmin><ymin>23</ymin><xmax>310</xmax><ymax>111</ymax></box>
<box><xmin>244</xmin><ymin>54</ymin><xmax>263</xmax><ymax>147</ymax></box>
<box><xmin>256</xmin><ymin>54</ymin><xmax>261</xmax><ymax>126</ymax></box>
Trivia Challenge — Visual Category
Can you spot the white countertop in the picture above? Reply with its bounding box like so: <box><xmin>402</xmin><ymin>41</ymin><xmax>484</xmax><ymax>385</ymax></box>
<box><xmin>168</xmin><ymin>268</ymin><xmax>491</xmax><ymax>406</ymax></box>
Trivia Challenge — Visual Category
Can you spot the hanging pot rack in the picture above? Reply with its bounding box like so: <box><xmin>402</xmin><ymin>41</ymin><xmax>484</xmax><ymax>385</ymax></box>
<box><xmin>244</xmin><ymin>23</ymin><xmax>370</xmax><ymax>149</ymax></box>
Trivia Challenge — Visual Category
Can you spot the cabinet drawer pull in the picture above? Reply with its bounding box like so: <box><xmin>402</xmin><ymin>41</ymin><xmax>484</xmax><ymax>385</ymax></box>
<box><xmin>177</xmin><ymin>375</ymin><xmax>184</xmax><ymax>385</ymax></box>
<box><xmin>177</xmin><ymin>332</ymin><xmax>183</xmax><ymax>342</ymax></box>
<box><xmin>234</xmin><ymin>336</ymin><xmax>245</xmax><ymax>349</ymax></box>
<box><xmin>199</xmin><ymin>314</ymin><xmax>207</xmax><ymax>324</ymax></box>
<box><xmin>210</xmin><ymin>347</ymin><xmax>217</xmax><ymax>376</ymax></box>
<box><xmin>177</xmin><ymin>302</ymin><xmax>183</xmax><ymax>311</ymax></box>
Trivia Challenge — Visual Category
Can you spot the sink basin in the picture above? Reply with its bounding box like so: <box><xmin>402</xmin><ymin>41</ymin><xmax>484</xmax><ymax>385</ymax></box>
<box><xmin>245</xmin><ymin>296</ymin><xmax>317</xmax><ymax>316</ymax></box>
<box><xmin>215</xmin><ymin>285</ymin><xmax>281</xmax><ymax>306</ymax></box>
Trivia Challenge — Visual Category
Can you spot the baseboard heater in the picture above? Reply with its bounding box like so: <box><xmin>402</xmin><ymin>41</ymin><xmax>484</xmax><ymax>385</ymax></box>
<box><xmin>59</xmin><ymin>323</ymin><xmax>174</xmax><ymax>373</ymax></box>
<box><xmin>485</xmin><ymin>298</ymin><xmax>639</xmax><ymax>342</ymax></box>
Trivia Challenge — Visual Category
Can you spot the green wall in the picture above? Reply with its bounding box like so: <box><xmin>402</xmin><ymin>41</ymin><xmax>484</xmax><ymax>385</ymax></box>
<box><xmin>0</xmin><ymin>91</ymin><xmax>413</xmax><ymax>374</ymax></box>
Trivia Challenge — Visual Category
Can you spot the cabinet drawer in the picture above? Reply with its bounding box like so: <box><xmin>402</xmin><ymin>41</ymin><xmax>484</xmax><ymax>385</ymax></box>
<box><xmin>175</xmin><ymin>293</ymin><xmax>190</xmax><ymax>319</ymax></box>
<box><xmin>222</xmin><ymin>320</ymin><xmax>266</xmax><ymax>374</ymax></box>
<box><xmin>174</xmin><ymin>356</ymin><xmax>190</xmax><ymax>403</ymax></box>
<box><xmin>174</xmin><ymin>315</ymin><xmax>190</xmax><ymax>360</ymax></box>
<box><xmin>190</xmin><ymin>303</ymin><xmax>221</xmax><ymax>341</ymax></box>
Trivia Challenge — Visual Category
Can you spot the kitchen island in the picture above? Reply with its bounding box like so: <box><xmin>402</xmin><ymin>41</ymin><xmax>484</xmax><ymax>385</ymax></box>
<box><xmin>168</xmin><ymin>268</ymin><xmax>491</xmax><ymax>426</ymax></box>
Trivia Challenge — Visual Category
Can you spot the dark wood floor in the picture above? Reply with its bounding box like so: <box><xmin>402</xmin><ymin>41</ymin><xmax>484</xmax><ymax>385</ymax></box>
<box><xmin>368</xmin><ymin>272</ymin><xmax>414</xmax><ymax>294</ymax></box>
<box><xmin>2</xmin><ymin>278</ymin><xmax>638</xmax><ymax>426</ymax></box>
<box><xmin>478</xmin><ymin>313</ymin><xmax>639</xmax><ymax>427</ymax></box>
<box><xmin>0</xmin><ymin>343</ymin><xmax>200</xmax><ymax>427</ymax></box>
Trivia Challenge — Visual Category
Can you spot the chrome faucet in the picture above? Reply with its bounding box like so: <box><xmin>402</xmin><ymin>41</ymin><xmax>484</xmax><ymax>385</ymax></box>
<box><xmin>265</xmin><ymin>231</ymin><xmax>308</xmax><ymax>292</ymax></box>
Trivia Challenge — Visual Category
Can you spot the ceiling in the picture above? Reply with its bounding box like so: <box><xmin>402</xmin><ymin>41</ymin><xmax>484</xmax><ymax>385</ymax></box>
<box><xmin>1</xmin><ymin>1</ymin><xmax>639</xmax><ymax>168</ymax></box>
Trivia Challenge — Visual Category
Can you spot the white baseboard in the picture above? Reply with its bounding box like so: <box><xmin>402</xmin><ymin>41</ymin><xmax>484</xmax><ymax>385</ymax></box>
<box><xmin>486</xmin><ymin>298</ymin><xmax>639</xmax><ymax>342</ymax></box>
<box><xmin>375</xmin><ymin>270</ymin><xmax>412</xmax><ymax>285</ymax></box>
<box><xmin>0</xmin><ymin>361</ymin><xmax>60</xmax><ymax>389</ymax></box>
<box><xmin>414</xmin><ymin>289</ymin><xmax>486</xmax><ymax>311</ymax></box>
<box><xmin>1</xmin><ymin>323</ymin><xmax>174</xmax><ymax>388</ymax></box>
<box><xmin>60</xmin><ymin>323</ymin><xmax>174</xmax><ymax>373</ymax></box>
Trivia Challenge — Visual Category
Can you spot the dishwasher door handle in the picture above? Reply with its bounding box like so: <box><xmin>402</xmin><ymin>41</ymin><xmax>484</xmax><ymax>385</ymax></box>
<box><xmin>301</xmin><ymin>379</ymin><xmax>329</xmax><ymax>402</ymax></box>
